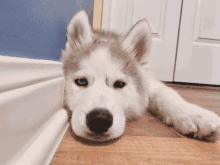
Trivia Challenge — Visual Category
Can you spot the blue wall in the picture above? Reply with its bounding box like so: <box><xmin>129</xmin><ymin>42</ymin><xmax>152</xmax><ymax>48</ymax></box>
<box><xmin>0</xmin><ymin>0</ymin><xmax>93</xmax><ymax>61</ymax></box>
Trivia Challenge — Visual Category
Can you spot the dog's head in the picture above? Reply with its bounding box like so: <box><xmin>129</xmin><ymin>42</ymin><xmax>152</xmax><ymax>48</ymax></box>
<box><xmin>61</xmin><ymin>10</ymin><xmax>152</xmax><ymax>141</ymax></box>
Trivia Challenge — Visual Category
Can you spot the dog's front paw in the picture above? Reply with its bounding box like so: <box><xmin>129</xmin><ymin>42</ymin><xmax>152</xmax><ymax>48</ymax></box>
<box><xmin>164</xmin><ymin>104</ymin><xmax>220</xmax><ymax>142</ymax></box>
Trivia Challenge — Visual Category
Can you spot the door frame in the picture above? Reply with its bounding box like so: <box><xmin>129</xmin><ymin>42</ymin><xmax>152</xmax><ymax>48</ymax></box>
<box><xmin>93</xmin><ymin>0</ymin><xmax>104</xmax><ymax>29</ymax></box>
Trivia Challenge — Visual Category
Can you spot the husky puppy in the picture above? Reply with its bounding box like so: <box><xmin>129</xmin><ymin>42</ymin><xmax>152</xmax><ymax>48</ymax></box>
<box><xmin>61</xmin><ymin>10</ymin><xmax>220</xmax><ymax>142</ymax></box>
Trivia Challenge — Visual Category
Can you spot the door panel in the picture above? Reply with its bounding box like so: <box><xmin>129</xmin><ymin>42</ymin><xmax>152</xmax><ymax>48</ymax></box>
<box><xmin>102</xmin><ymin>0</ymin><xmax>182</xmax><ymax>81</ymax></box>
<box><xmin>198</xmin><ymin>0</ymin><xmax>220</xmax><ymax>40</ymax></box>
<box><xmin>132</xmin><ymin>0</ymin><xmax>165</xmax><ymax>36</ymax></box>
<box><xmin>175</xmin><ymin>0</ymin><xmax>220</xmax><ymax>85</ymax></box>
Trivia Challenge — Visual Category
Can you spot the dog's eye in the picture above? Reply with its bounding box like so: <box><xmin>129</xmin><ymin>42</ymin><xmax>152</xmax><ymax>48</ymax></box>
<box><xmin>114</xmin><ymin>81</ymin><xmax>126</xmax><ymax>89</ymax></box>
<box><xmin>75</xmin><ymin>78</ymin><xmax>88</xmax><ymax>87</ymax></box>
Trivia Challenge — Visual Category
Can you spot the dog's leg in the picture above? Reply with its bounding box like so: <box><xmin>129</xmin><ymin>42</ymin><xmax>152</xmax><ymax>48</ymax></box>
<box><xmin>147</xmin><ymin>77</ymin><xmax>220</xmax><ymax>142</ymax></box>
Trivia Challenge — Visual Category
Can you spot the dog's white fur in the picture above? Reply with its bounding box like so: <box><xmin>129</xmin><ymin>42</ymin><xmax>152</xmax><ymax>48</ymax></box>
<box><xmin>61</xmin><ymin>10</ymin><xmax>220</xmax><ymax>142</ymax></box>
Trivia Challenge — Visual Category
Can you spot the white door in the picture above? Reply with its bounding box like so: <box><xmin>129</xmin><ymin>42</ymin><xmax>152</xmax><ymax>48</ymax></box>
<box><xmin>102</xmin><ymin>0</ymin><xmax>182</xmax><ymax>81</ymax></box>
<box><xmin>174</xmin><ymin>0</ymin><xmax>220</xmax><ymax>85</ymax></box>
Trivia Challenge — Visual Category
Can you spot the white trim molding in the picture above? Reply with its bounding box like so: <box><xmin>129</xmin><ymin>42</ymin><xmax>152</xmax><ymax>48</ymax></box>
<box><xmin>15</xmin><ymin>109</ymin><xmax>69</xmax><ymax>165</ymax></box>
<box><xmin>0</xmin><ymin>56</ymin><xmax>67</xmax><ymax>165</ymax></box>
<box><xmin>0</xmin><ymin>56</ymin><xmax>63</xmax><ymax>93</ymax></box>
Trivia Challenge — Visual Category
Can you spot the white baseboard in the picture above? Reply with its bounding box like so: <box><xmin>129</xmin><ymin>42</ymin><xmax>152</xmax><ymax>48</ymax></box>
<box><xmin>0</xmin><ymin>55</ymin><xmax>63</xmax><ymax>93</ymax></box>
<box><xmin>0</xmin><ymin>56</ymin><xmax>67</xmax><ymax>165</ymax></box>
<box><xmin>15</xmin><ymin>109</ymin><xmax>69</xmax><ymax>165</ymax></box>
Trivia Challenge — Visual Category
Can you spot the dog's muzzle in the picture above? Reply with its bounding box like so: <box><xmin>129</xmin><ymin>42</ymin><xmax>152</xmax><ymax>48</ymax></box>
<box><xmin>86</xmin><ymin>108</ymin><xmax>113</xmax><ymax>134</ymax></box>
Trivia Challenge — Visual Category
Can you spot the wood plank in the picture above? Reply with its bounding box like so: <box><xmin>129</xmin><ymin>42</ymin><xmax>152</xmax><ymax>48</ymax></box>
<box><xmin>51</xmin><ymin>130</ymin><xmax>220</xmax><ymax>165</ymax></box>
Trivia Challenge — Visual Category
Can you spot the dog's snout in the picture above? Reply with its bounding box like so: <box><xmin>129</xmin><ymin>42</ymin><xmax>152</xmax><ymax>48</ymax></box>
<box><xmin>86</xmin><ymin>108</ymin><xmax>113</xmax><ymax>134</ymax></box>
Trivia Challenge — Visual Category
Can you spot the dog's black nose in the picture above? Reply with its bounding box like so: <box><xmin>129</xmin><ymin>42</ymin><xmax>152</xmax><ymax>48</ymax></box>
<box><xmin>86</xmin><ymin>108</ymin><xmax>113</xmax><ymax>134</ymax></box>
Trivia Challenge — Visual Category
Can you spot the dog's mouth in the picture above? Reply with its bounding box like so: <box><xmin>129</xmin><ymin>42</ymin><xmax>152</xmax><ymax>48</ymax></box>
<box><xmin>71</xmin><ymin>130</ymin><xmax>120</xmax><ymax>145</ymax></box>
<box><xmin>84</xmin><ymin>130</ymin><xmax>112</xmax><ymax>142</ymax></box>
<box><xmin>86</xmin><ymin>132</ymin><xmax>110</xmax><ymax>141</ymax></box>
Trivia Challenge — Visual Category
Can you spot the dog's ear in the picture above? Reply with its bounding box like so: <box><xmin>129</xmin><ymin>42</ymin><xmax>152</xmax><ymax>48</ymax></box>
<box><xmin>123</xmin><ymin>20</ymin><xmax>152</xmax><ymax>65</ymax></box>
<box><xmin>61</xmin><ymin>10</ymin><xmax>93</xmax><ymax>62</ymax></box>
<box><xmin>66</xmin><ymin>10</ymin><xmax>93</xmax><ymax>48</ymax></box>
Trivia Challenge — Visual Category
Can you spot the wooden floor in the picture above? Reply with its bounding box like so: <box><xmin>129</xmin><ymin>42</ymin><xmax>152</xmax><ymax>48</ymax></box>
<box><xmin>50</xmin><ymin>83</ymin><xmax>220</xmax><ymax>165</ymax></box>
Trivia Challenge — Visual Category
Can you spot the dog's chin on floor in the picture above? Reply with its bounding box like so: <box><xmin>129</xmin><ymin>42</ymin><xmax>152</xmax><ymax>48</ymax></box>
<box><xmin>66</xmin><ymin>109</ymin><xmax>121</xmax><ymax>145</ymax></box>
<box><xmin>69</xmin><ymin>125</ymin><xmax>121</xmax><ymax>146</ymax></box>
